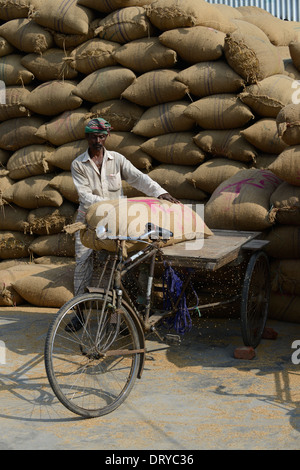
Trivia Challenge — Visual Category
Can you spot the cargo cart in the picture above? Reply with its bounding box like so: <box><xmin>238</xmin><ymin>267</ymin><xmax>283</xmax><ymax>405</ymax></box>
<box><xmin>44</xmin><ymin>226</ymin><xmax>270</xmax><ymax>418</ymax></box>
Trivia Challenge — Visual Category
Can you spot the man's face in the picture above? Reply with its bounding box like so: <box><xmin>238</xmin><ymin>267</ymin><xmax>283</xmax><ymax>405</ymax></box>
<box><xmin>87</xmin><ymin>132</ymin><xmax>107</xmax><ymax>151</ymax></box>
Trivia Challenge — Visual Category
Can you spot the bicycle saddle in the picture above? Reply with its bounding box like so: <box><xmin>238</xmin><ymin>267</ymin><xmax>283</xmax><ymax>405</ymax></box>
<box><xmin>146</xmin><ymin>223</ymin><xmax>173</xmax><ymax>240</ymax></box>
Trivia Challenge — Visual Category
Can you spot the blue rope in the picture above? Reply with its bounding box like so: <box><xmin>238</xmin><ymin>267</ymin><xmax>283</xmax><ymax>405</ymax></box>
<box><xmin>162</xmin><ymin>263</ymin><xmax>192</xmax><ymax>335</ymax></box>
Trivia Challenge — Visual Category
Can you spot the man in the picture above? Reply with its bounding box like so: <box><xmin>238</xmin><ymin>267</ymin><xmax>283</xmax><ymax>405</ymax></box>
<box><xmin>68</xmin><ymin>117</ymin><xmax>178</xmax><ymax>330</ymax></box>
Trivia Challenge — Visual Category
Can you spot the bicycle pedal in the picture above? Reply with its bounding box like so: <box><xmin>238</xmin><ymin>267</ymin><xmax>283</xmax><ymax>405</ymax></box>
<box><xmin>164</xmin><ymin>334</ymin><xmax>181</xmax><ymax>345</ymax></box>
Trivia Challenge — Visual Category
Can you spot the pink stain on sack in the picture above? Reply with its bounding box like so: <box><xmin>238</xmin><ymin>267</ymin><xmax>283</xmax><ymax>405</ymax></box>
<box><xmin>216</xmin><ymin>171</ymin><xmax>281</xmax><ymax>196</ymax></box>
<box><xmin>214</xmin><ymin>171</ymin><xmax>281</xmax><ymax>212</ymax></box>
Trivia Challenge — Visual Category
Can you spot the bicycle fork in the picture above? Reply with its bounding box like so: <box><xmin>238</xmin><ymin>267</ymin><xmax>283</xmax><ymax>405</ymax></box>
<box><xmin>143</xmin><ymin>251</ymin><xmax>156</xmax><ymax>325</ymax></box>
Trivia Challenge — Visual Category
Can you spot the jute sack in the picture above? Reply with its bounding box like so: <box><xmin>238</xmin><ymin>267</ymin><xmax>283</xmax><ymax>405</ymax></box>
<box><xmin>176</xmin><ymin>61</ymin><xmax>244</xmax><ymax>98</ymax></box>
<box><xmin>186</xmin><ymin>158</ymin><xmax>247</xmax><ymax>194</ymax></box>
<box><xmin>0</xmin><ymin>86</ymin><xmax>31</xmax><ymax>121</ymax></box>
<box><xmin>0</xmin><ymin>204</ymin><xmax>29</xmax><ymax>231</ymax></box>
<box><xmin>214</xmin><ymin>3</ymin><xmax>243</xmax><ymax>20</ymax></box>
<box><xmin>26</xmin><ymin>201</ymin><xmax>77</xmax><ymax>235</ymax></box>
<box><xmin>67</xmin><ymin>38</ymin><xmax>120</xmax><ymax>74</ymax></box>
<box><xmin>237</xmin><ymin>6</ymin><xmax>274</xmax><ymax>16</ymax></box>
<box><xmin>239</xmin><ymin>75</ymin><xmax>295</xmax><ymax>117</ymax></box>
<box><xmin>270</xmin><ymin>259</ymin><xmax>300</xmax><ymax>295</ymax></box>
<box><xmin>94</xmin><ymin>7</ymin><xmax>154</xmax><ymax>43</ymax></box>
<box><xmin>268</xmin><ymin>146</ymin><xmax>300</xmax><ymax>186</ymax></box>
<box><xmin>0</xmin><ymin>231</ymin><xmax>35</xmax><ymax>259</ymax></box>
<box><xmin>12</xmin><ymin>264</ymin><xmax>75</xmax><ymax>307</ymax></box>
<box><xmin>0</xmin><ymin>0</ymin><xmax>33</xmax><ymax>20</ymax></box>
<box><xmin>289</xmin><ymin>22</ymin><xmax>300</xmax><ymax>43</ymax></box>
<box><xmin>7</xmin><ymin>144</ymin><xmax>55</xmax><ymax>180</ymax></box>
<box><xmin>146</xmin><ymin>0</ymin><xmax>235</xmax><ymax>33</ymax></box>
<box><xmin>264</xmin><ymin>225</ymin><xmax>300</xmax><ymax>258</ymax></box>
<box><xmin>283</xmin><ymin>59</ymin><xmax>300</xmax><ymax>80</ymax></box>
<box><xmin>241</xmin><ymin>118</ymin><xmax>288</xmax><ymax>154</ymax></box>
<box><xmin>90</xmin><ymin>99</ymin><xmax>144</xmax><ymax>132</ymax></box>
<box><xmin>112</xmin><ymin>37</ymin><xmax>177</xmax><ymax>73</ymax></box>
<box><xmin>21</xmin><ymin>80</ymin><xmax>83</xmax><ymax>116</ymax></box>
<box><xmin>0</xmin><ymin>35</ymin><xmax>14</xmax><ymax>57</ymax></box>
<box><xmin>183</xmin><ymin>94</ymin><xmax>254</xmax><ymax>130</ymax></box>
<box><xmin>230</xmin><ymin>18</ymin><xmax>270</xmax><ymax>42</ymax></box>
<box><xmin>204</xmin><ymin>168</ymin><xmax>282</xmax><ymax>230</ymax></box>
<box><xmin>72</xmin><ymin>66</ymin><xmax>136</xmax><ymax>103</ymax></box>
<box><xmin>241</xmin><ymin>15</ymin><xmax>297</xmax><ymax>46</ymax></box>
<box><xmin>2</xmin><ymin>174</ymin><xmax>64</xmax><ymax>209</ymax></box>
<box><xmin>21</xmin><ymin>49</ymin><xmax>78</xmax><ymax>81</ymax></box>
<box><xmin>105</xmin><ymin>132</ymin><xmax>152</xmax><ymax>170</ymax></box>
<box><xmin>224</xmin><ymin>31</ymin><xmax>284</xmax><ymax>84</ymax></box>
<box><xmin>270</xmin><ymin>182</ymin><xmax>300</xmax><ymax>225</ymax></box>
<box><xmin>0</xmin><ymin>264</ymin><xmax>51</xmax><ymax>306</ymax></box>
<box><xmin>132</xmin><ymin>101</ymin><xmax>195</xmax><ymax>137</ymax></box>
<box><xmin>46</xmin><ymin>139</ymin><xmax>87</xmax><ymax>171</ymax></box>
<box><xmin>78</xmin><ymin>0</ymin><xmax>157</xmax><ymax>13</ymax></box>
<box><xmin>254</xmin><ymin>154</ymin><xmax>278</xmax><ymax>170</ymax></box>
<box><xmin>277</xmin><ymin>45</ymin><xmax>293</xmax><ymax>60</ymax></box>
<box><xmin>0</xmin><ymin>173</ymin><xmax>14</xmax><ymax>205</ymax></box>
<box><xmin>122</xmin><ymin>180</ymin><xmax>145</xmax><ymax>198</ymax></box>
<box><xmin>159</xmin><ymin>27</ymin><xmax>225</xmax><ymax>63</ymax></box>
<box><xmin>276</xmin><ymin>104</ymin><xmax>300</xmax><ymax>146</ymax></box>
<box><xmin>148</xmin><ymin>164</ymin><xmax>207</xmax><ymax>200</ymax></box>
<box><xmin>29</xmin><ymin>233</ymin><xmax>75</xmax><ymax>257</ymax></box>
<box><xmin>0</xmin><ymin>18</ymin><xmax>54</xmax><ymax>53</ymax></box>
<box><xmin>269</xmin><ymin>292</ymin><xmax>300</xmax><ymax>323</ymax></box>
<box><xmin>0</xmin><ymin>149</ymin><xmax>10</xmax><ymax>166</ymax></box>
<box><xmin>34</xmin><ymin>256</ymin><xmax>75</xmax><ymax>265</ymax></box>
<box><xmin>52</xmin><ymin>27</ymin><xmax>95</xmax><ymax>50</ymax></box>
<box><xmin>289</xmin><ymin>41</ymin><xmax>300</xmax><ymax>71</ymax></box>
<box><xmin>28</xmin><ymin>0</ymin><xmax>95</xmax><ymax>35</ymax></box>
<box><xmin>0</xmin><ymin>116</ymin><xmax>46</xmax><ymax>151</ymax></box>
<box><xmin>49</xmin><ymin>172</ymin><xmax>79</xmax><ymax>204</ymax></box>
<box><xmin>141</xmin><ymin>132</ymin><xmax>206</xmax><ymax>166</ymax></box>
<box><xmin>80</xmin><ymin>196</ymin><xmax>212</xmax><ymax>254</ymax></box>
<box><xmin>193</xmin><ymin>129</ymin><xmax>258</xmax><ymax>162</ymax></box>
<box><xmin>0</xmin><ymin>54</ymin><xmax>34</xmax><ymax>85</ymax></box>
<box><xmin>121</xmin><ymin>69</ymin><xmax>188</xmax><ymax>107</ymax></box>
<box><xmin>35</xmin><ymin>107</ymin><xmax>91</xmax><ymax>146</ymax></box>
<box><xmin>0</xmin><ymin>259</ymin><xmax>32</xmax><ymax>269</ymax></box>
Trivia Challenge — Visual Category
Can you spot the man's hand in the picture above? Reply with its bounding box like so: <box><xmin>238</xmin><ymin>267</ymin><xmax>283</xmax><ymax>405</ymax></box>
<box><xmin>158</xmin><ymin>193</ymin><xmax>181</xmax><ymax>204</ymax></box>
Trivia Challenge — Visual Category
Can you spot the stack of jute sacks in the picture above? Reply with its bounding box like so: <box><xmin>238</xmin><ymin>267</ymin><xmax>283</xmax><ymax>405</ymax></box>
<box><xmin>0</xmin><ymin>0</ymin><xmax>300</xmax><ymax>315</ymax></box>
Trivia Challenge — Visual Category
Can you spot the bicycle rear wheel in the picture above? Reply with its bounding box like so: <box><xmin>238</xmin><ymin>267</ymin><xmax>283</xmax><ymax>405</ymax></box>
<box><xmin>45</xmin><ymin>292</ymin><xmax>142</xmax><ymax>418</ymax></box>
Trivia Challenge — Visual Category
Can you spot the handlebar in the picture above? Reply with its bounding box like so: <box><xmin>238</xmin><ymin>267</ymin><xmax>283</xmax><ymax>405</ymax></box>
<box><xmin>96</xmin><ymin>222</ymin><xmax>173</xmax><ymax>241</ymax></box>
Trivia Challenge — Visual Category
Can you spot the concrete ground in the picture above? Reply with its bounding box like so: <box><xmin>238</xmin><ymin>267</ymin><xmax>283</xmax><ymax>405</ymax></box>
<box><xmin>0</xmin><ymin>305</ymin><xmax>300</xmax><ymax>450</ymax></box>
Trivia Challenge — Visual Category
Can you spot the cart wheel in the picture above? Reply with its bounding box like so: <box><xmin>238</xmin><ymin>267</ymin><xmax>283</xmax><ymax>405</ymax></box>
<box><xmin>240</xmin><ymin>251</ymin><xmax>270</xmax><ymax>349</ymax></box>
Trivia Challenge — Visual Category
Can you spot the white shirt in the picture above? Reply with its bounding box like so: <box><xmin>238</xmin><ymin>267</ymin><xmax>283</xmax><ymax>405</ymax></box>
<box><xmin>71</xmin><ymin>148</ymin><xmax>166</xmax><ymax>214</ymax></box>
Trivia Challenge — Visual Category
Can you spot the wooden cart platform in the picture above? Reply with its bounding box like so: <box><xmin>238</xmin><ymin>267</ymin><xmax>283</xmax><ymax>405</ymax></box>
<box><xmin>161</xmin><ymin>229</ymin><xmax>269</xmax><ymax>271</ymax></box>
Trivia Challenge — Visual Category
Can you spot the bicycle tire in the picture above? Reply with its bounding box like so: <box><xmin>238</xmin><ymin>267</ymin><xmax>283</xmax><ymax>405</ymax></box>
<box><xmin>240</xmin><ymin>251</ymin><xmax>270</xmax><ymax>349</ymax></box>
<box><xmin>45</xmin><ymin>292</ymin><xmax>142</xmax><ymax>418</ymax></box>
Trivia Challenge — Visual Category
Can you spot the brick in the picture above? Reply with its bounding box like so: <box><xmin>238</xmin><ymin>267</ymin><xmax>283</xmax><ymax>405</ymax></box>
<box><xmin>262</xmin><ymin>327</ymin><xmax>278</xmax><ymax>340</ymax></box>
<box><xmin>234</xmin><ymin>346</ymin><xmax>256</xmax><ymax>360</ymax></box>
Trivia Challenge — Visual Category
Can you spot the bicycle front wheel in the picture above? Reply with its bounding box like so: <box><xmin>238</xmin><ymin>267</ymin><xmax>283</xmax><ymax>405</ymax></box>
<box><xmin>45</xmin><ymin>292</ymin><xmax>142</xmax><ymax>418</ymax></box>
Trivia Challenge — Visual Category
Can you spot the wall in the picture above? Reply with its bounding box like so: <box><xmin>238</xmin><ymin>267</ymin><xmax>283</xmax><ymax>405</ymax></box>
<box><xmin>207</xmin><ymin>0</ymin><xmax>300</xmax><ymax>22</ymax></box>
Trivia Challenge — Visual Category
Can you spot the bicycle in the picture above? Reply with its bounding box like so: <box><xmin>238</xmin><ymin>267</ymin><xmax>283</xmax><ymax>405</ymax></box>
<box><xmin>44</xmin><ymin>223</ymin><xmax>270</xmax><ymax>418</ymax></box>
<box><xmin>44</xmin><ymin>223</ymin><xmax>182</xmax><ymax>419</ymax></box>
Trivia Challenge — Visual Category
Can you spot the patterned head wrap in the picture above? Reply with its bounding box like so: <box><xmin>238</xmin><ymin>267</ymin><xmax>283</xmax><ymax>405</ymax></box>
<box><xmin>85</xmin><ymin>117</ymin><xmax>112</xmax><ymax>135</ymax></box>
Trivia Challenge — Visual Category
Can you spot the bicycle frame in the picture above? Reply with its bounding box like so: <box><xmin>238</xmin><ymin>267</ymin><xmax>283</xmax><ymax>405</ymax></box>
<box><xmin>110</xmin><ymin>238</ymin><xmax>160</xmax><ymax>329</ymax></box>
<box><xmin>93</xmin><ymin>224</ymin><xmax>194</xmax><ymax>339</ymax></box>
